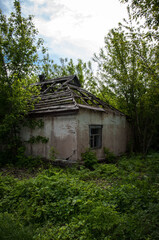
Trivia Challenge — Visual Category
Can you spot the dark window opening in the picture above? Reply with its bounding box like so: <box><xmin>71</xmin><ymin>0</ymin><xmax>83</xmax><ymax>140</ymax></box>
<box><xmin>89</xmin><ymin>125</ymin><xmax>102</xmax><ymax>149</ymax></box>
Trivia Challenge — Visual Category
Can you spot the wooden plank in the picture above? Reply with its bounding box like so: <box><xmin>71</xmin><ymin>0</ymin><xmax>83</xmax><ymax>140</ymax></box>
<box><xmin>42</xmin><ymin>81</ymin><xmax>57</xmax><ymax>94</ymax></box>
<box><xmin>31</xmin><ymin>75</ymin><xmax>125</xmax><ymax>116</ymax></box>
<box><xmin>72</xmin><ymin>91</ymin><xmax>90</xmax><ymax>105</ymax></box>
<box><xmin>41</xmin><ymin>92</ymin><xmax>72</xmax><ymax>100</ymax></box>
<box><xmin>74</xmin><ymin>87</ymin><xmax>100</xmax><ymax>108</ymax></box>
<box><xmin>34</xmin><ymin>75</ymin><xmax>76</xmax><ymax>86</ymax></box>
<box><xmin>35</xmin><ymin>100</ymin><xmax>74</xmax><ymax>108</ymax></box>
<box><xmin>53</xmin><ymin>78</ymin><xmax>73</xmax><ymax>93</ymax></box>
<box><xmin>67</xmin><ymin>85</ymin><xmax>78</xmax><ymax>108</ymax></box>
<box><xmin>70</xmin><ymin>85</ymin><xmax>122</xmax><ymax>113</ymax></box>
<box><xmin>78</xmin><ymin>104</ymin><xmax>107</xmax><ymax>112</ymax></box>
<box><xmin>36</xmin><ymin>96</ymin><xmax>74</xmax><ymax>105</ymax></box>
<box><xmin>30</xmin><ymin>104</ymin><xmax>78</xmax><ymax>113</ymax></box>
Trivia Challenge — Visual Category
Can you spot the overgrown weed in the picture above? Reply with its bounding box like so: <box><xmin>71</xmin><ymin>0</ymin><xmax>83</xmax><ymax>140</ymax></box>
<box><xmin>0</xmin><ymin>153</ymin><xmax>159</xmax><ymax>239</ymax></box>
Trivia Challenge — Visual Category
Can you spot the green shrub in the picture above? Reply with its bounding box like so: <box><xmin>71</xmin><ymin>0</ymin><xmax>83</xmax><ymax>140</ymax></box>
<box><xmin>77</xmin><ymin>164</ymin><xmax>119</xmax><ymax>181</ymax></box>
<box><xmin>81</xmin><ymin>148</ymin><xmax>98</xmax><ymax>169</ymax></box>
<box><xmin>49</xmin><ymin>146</ymin><xmax>58</xmax><ymax>161</ymax></box>
<box><xmin>95</xmin><ymin>164</ymin><xmax>119</xmax><ymax>177</ymax></box>
<box><xmin>0</xmin><ymin>153</ymin><xmax>159</xmax><ymax>240</ymax></box>
<box><xmin>0</xmin><ymin>174</ymin><xmax>17</xmax><ymax>199</ymax></box>
<box><xmin>104</xmin><ymin>147</ymin><xmax>116</xmax><ymax>163</ymax></box>
<box><xmin>87</xmin><ymin>204</ymin><xmax>125</xmax><ymax>239</ymax></box>
<box><xmin>27</xmin><ymin>135</ymin><xmax>49</xmax><ymax>144</ymax></box>
<box><xmin>16</xmin><ymin>155</ymin><xmax>42</xmax><ymax>170</ymax></box>
<box><xmin>0</xmin><ymin>213</ymin><xmax>34</xmax><ymax>240</ymax></box>
<box><xmin>124</xmin><ymin>203</ymin><xmax>159</xmax><ymax>240</ymax></box>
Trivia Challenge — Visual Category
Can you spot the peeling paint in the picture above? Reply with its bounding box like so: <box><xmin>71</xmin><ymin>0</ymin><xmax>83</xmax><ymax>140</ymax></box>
<box><xmin>20</xmin><ymin>108</ymin><xmax>130</xmax><ymax>162</ymax></box>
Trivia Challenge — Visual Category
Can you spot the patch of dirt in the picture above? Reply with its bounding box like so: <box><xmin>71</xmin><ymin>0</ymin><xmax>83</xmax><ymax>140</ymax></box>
<box><xmin>0</xmin><ymin>167</ymin><xmax>38</xmax><ymax>179</ymax></box>
<box><xmin>93</xmin><ymin>179</ymin><xmax>113</xmax><ymax>189</ymax></box>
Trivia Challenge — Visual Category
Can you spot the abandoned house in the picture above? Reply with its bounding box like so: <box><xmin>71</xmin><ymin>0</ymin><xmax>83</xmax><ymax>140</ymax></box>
<box><xmin>21</xmin><ymin>75</ymin><xmax>130</xmax><ymax>162</ymax></box>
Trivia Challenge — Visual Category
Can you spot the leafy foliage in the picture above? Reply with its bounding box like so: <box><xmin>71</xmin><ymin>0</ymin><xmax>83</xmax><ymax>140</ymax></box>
<box><xmin>0</xmin><ymin>0</ymin><xmax>41</xmax><ymax>79</ymax></box>
<box><xmin>40</xmin><ymin>54</ymin><xmax>96</xmax><ymax>90</ymax></box>
<box><xmin>81</xmin><ymin>148</ymin><xmax>98</xmax><ymax>169</ymax></box>
<box><xmin>15</xmin><ymin>148</ymin><xmax>43</xmax><ymax>170</ymax></box>
<box><xmin>0</xmin><ymin>213</ymin><xmax>34</xmax><ymax>240</ymax></box>
<box><xmin>120</xmin><ymin>0</ymin><xmax>159</xmax><ymax>33</ymax></box>
<box><xmin>27</xmin><ymin>136</ymin><xmax>49</xmax><ymax>144</ymax></box>
<box><xmin>104</xmin><ymin>147</ymin><xmax>116</xmax><ymax>163</ymax></box>
<box><xmin>94</xmin><ymin>15</ymin><xmax>159</xmax><ymax>153</ymax></box>
<box><xmin>23</xmin><ymin>119</ymin><xmax>44</xmax><ymax>129</ymax></box>
<box><xmin>49</xmin><ymin>146</ymin><xmax>58</xmax><ymax>161</ymax></box>
<box><xmin>0</xmin><ymin>153</ymin><xmax>159</xmax><ymax>239</ymax></box>
<box><xmin>0</xmin><ymin>0</ymin><xmax>41</xmax><ymax>163</ymax></box>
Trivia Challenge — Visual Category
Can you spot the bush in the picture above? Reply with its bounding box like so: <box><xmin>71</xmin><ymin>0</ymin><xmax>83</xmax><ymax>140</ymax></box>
<box><xmin>49</xmin><ymin>146</ymin><xmax>57</xmax><ymax>161</ymax></box>
<box><xmin>87</xmin><ymin>204</ymin><xmax>125</xmax><ymax>239</ymax></box>
<box><xmin>81</xmin><ymin>148</ymin><xmax>98</xmax><ymax>169</ymax></box>
<box><xmin>104</xmin><ymin>147</ymin><xmax>116</xmax><ymax>163</ymax></box>
<box><xmin>16</xmin><ymin>155</ymin><xmax>43</xmax><ymax>170</ymax></box>
<box><xmin>0</xmin><ymin>213</ymin><xmax>34</xmax><ymax>240</ymax></box>
<box><xmin>0</xmin><ymin>153</ymin><xmax>159</xmax><ymax>240</ymax></box>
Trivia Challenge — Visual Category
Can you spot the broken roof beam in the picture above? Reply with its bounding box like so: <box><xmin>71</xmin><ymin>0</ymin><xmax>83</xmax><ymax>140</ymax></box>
<box><xmin>41</xmin><ymin>90</ymin><xmax>71</xmax><ymax>97</ymax></box>
<box><xmin>42</xmin><ymin>81</ymin><xmax>57</xmax><ymax>94</ymax></box>
<box><xmin>53</xmin><ymin>77</ymin><xmax>74</xmax><ymax>93</ymax></box>
<box><xmin>34</xmin><ymin>102</ymin><xmax>75</xmax><ymax>110</ymax></box>
<box><xmin>35</xmin><ymin>98</ymin><xmax>74</xmax><ymax>107</ymax></box>
<box><xmin>75</xmin><ymin>88</ymin><xmax>100</xmax><ymax>108</ymax></box>
<box><xmin>34</xmin><ymin>75</ymin><xmax>73</xmax><ymax>85</ymax></box>
<box><xmin>35</xmin><ymin>75</ymin><xmax>81</xmax><ymax>88</ymax></box>
<box><xmin>30</xmin><ymin>104</ymin><xmax>78</xmax><ymax>112</ymax></box>
<box><xmin>67</xmin><ymin>85</ymin><xmax>78</xmax><ymax>108</ymax></box>
<box><xmin>41</xmin><ymin>94</ymin><xmax>72</xmax><ymax>101</ymax></box>
<box><xmin>72</xmin><ymin>91</ymin><xmax>90</xmax><ymax>105</ymax></box>
<box><xmin>80</xmin><ymin>87</ymin><xmax>124</xmax><ymax>115</ymax></box>
<box><xmin>72</xmin><ymin>85</ymin><xmax>110</xmax><ymax>108</ymax></box>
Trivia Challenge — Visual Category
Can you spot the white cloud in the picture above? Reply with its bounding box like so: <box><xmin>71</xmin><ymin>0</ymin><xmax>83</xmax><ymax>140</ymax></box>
<box><xmin>22</xmin><ymin>0</ymin><xmax>128</xmax><ymax>63</ymax></box>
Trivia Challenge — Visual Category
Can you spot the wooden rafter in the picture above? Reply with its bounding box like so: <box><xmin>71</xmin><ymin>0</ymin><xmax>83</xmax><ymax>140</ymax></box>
<box><xmin>30</xmin><ymin>75</ymin><xmax>124</xmax><ymax>115</ymax></box>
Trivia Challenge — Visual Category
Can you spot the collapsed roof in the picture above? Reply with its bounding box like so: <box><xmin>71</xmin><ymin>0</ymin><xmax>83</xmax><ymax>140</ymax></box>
<box><xmin>30</xmin><ymin>75</ymin><xmax>124</xmax><ymax>115</ymax></box>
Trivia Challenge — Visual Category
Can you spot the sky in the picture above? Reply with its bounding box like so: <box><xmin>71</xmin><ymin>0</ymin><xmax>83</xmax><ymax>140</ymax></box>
<box><xmin>0</xmin><ymin>0</ymin><xmax>128</xmax><ymax>65</ymax></box>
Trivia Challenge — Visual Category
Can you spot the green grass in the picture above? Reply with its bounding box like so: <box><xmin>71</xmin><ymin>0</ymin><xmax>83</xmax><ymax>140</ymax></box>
<box><xmin>0</xmin><ymin>153</ymin><xmax>159</xmax><ymax>239</ymax></box>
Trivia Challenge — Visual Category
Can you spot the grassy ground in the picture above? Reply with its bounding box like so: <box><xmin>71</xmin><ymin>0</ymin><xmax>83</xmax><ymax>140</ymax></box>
<box><xmin>0</xmin><ymin>153</ymin><xmax>159</xmax><ymax>239</ymax></box>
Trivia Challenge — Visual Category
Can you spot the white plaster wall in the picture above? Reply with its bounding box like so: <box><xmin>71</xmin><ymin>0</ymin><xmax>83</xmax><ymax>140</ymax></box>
<box><xmin>77</xmin><ymin>108</ymin><xmax>128</xmax><ymax>160</ymax></box>
<box><xmin>53</xmin><ymin>115</ymin><xmax>78</xmax><ymax>160</ymax></box>
<box><xmin>20</xmin><ymin>109</ymin><xmax>129</xmax><ymax>162</ymax></box>
<box><xmin>20</xmin><ymin>115</ymin><xmax>78</xmax><ymax>160</ymax></box>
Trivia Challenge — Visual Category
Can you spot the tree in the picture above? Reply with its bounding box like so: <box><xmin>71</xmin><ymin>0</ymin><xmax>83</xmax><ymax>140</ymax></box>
<box><xmin>0</xmin><ymin>0</ymin><xmax>41</xmax><ymax>163</ymax></box>
<box><xmin>40</xmin><ymin>53</ymin><xmax>96</xmax><ymax>91</ymax></box>
<box><xmin>94</xmin><ymin>18</ymin><xmax>159</xmax><ymax>153</ymax></box>
<box><xmin>120</xmin><ymin>0</ymin><xmax>159</xmax><ymax>39</ymax></box>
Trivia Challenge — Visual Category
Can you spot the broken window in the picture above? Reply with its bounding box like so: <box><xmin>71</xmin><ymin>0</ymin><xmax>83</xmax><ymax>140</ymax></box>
<box><xmin>89</xmin><ymin>125</ymin><xmax>102</xmax><ymax>149</ymax></box>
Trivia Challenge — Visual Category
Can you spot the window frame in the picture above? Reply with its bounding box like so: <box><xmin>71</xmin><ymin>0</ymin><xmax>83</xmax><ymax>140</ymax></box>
<box><xmin>89</xmin><ymin>125</ymin><xmax>103</xmax><ymax>149</ymax></box>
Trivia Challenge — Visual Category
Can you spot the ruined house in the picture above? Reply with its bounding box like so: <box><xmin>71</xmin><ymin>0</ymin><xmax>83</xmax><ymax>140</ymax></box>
<box><xmin>21</xmin><ymin>75</ymin><xmax>130</xmax><ymax>162</ymax></box>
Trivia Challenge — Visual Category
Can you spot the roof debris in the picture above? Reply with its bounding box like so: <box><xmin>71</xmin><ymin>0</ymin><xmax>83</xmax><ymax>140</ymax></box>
<box><xmin>30</xmin><ymin>75</ymin><xmax>124</xmax><ymax>115</ymax></box>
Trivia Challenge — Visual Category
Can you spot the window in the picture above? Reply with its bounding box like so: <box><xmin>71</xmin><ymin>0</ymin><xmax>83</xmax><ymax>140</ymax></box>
<box><xmin>89</xmin><ymin>125</ymin><xmax>102</xmax><ymax>149</ymax></box>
